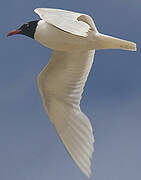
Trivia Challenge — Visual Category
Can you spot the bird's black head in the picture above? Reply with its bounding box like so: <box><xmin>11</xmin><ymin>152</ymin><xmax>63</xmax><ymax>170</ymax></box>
<box><xmin>7</xmin><ymin>20</ymin><xmax>39</xmax><ymax>39</ymax></box>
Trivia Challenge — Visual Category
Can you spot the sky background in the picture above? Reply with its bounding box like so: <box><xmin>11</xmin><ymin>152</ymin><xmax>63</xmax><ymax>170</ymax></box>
<box><xmin>0</xmin><ymin>0</ymin><xmax>141</xmax><ymax>180</ymax></box>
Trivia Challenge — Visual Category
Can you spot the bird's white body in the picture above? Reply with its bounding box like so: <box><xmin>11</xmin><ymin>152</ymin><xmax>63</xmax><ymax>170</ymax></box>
<box><xmin>32</xmin><ymin>8</ymin><xmax>136</xmax><ymax>177</ymax></box>
<box><xmin>35</xmin><ymin>20</ymin><xmax>100</xmax><ymax>52</ymax></box>
<box><xmin>35</xmin><ymin>19</ymin><xmax>136</xmax><ymax>52</ymax></box>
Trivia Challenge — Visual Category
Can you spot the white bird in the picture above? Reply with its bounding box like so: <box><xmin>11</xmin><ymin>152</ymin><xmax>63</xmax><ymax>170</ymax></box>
<box><xmin>7</xmin><ymin>8</ymin><xmax>136</xmax><ymax>177</ymax></box>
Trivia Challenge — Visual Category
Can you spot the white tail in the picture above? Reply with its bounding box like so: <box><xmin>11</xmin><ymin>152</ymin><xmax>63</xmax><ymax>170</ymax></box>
<box><xmin>96</xmin><ymin>33</ymin><xmax>136</xmax><ymax>51</ymax></box>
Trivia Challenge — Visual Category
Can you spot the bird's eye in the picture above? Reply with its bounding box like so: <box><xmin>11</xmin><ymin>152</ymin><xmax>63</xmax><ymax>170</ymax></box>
<box><xmin>20</xmin><ymin>23</ymin><xmax>29</xmax><ymax>29</ymax></box>
<box><xmin>25</xmin><ymin>23</ymin><xmax>29</xmax><ymax>27</ymax></box>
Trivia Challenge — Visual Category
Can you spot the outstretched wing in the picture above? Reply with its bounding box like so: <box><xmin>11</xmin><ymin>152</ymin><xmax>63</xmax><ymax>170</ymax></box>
<box><xmin>37</xmin><ymin>50</ymin><xmax>95</xmax><ymax>177</ymax></box>
<box><xmin>34</xmin><ymin>8</ymin><xmax>97</xmax><ymax>37</ymax></box>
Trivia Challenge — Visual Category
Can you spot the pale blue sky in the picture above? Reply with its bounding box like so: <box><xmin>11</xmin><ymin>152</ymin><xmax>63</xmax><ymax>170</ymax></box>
<box><xmin>0</xmin><ymin>0</ymin><xmax>141</xmax><ymax>180</ymax></box>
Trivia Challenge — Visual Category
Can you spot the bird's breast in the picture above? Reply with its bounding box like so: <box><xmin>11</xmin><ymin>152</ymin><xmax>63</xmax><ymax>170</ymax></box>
<box><xmin>34</xmin><ymin>20</ymin><xmax>94</xmax><ymax>51</ymax></box>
